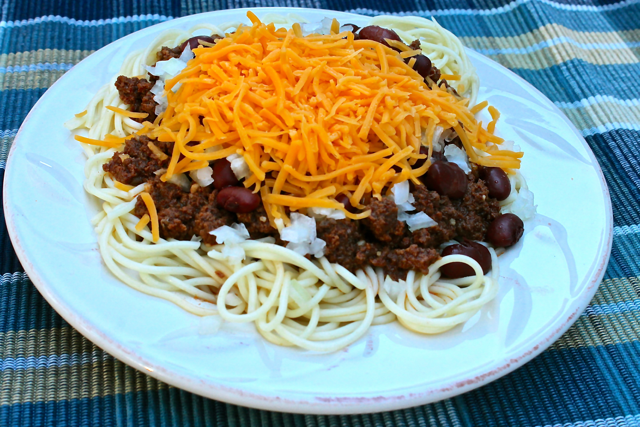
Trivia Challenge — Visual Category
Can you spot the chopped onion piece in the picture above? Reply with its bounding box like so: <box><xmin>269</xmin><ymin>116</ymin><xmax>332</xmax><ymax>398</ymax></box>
<box><xmin>383</xmin><ymin>277</ymin><xmax>406</xmax><ymax>301</ymax></box>
<box><xmin>301</xmin><ymin>17</ymin><xmax>332</xmax><ymax>36</ymax></box>
<box><xmin>179</xmin><ymin>44</ymin><xmax>194</xmax><ymax>63</ymax></box>
<box><xmin>280</xmin><ymin>213</ymin><xmax>326</xmax><ymax>258</ymax></box>
<box><xmin>226</xmin><ymin>153</ymin><xmax>250</xmax><ymax>180</ymax></box>
<box><xmin>221</xmin><ymin>245</ymin><xmax>246</xmax><ymax>264</ymax></box>
<box><xmin>392</xmin><ymin>181</ymin><xmax>417</xmax><ymax>225</ymax></box>
<box><xmin>167</xmin><ymin>173</ymin><xmax>190</xmax><ymax>191</ymax></box>
<box><xmin>499</xmin><ymin>140</ymin><xmax>522</xmax><ymax>153</ymax></box>
<box><xmin>210</xmin><ymin>223</ymin><xmax>250</xmax><ymax>244</ymax></box>
<box><xmin>398</xmin><ymin>211</ymin><xmax>437</xmax><ymax>232</ymax></box>
<box><xmin>444</xmin><ymin>144</ymin><xmax>471</xmax><ymax>173</ymax></box>
<box><xmin>308</xmin><ymin>207</ymin><xmax>346</xmax><ymax>220</ymax></box>
<box><xmin>505</xmin><ymin>187</ymin><xmax>536</xmax><ymax>220</ymax></box>
<box><xmin>150</xmin><ymin>80</ymin><xmax>164</xmax><ymax>96</ymax></box>
<box><xmin>392</xmin><ymin>180</ymin><xmax>411</xmax><ymax>206</ymax></box>
<box><xmin>210</xmin><ymin>223</ymin><xmax>250</xmax><ymax>263</ymax></box>
<box><xmin>189</xmin><ymin>166</ymin><xmax>214</xmax><ymax>187</ymax></box>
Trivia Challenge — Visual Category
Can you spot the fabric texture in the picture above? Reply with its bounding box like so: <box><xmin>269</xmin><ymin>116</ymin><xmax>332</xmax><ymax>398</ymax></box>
<box><xmin>1</xmin><ymin>0</ymin><xmax>640</xmax><ymax>425</ymax></box>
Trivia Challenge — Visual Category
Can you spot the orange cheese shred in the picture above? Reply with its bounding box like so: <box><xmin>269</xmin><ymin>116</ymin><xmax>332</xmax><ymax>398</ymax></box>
<box><xmin>140</xmin><ymin>192</ymin><xmax>159</xmax><ymax>242</ymax></box>
<box><xmin>114</xmin><ymin>181</ymin><xmax>134</xmax><ymax>192</ymax></box>
<box><xmin>106</xmin><ymin>105</ymin><xmax>149</xmax><ymax>119</ymax></box>
<box><xmin>139</xmin><ymin>12</ymin><xmax>516</xmax><ymax>224</ymax></box>
<box><xmin>135</xmin><ymin>214</ymin><xmax>150</xmax><ymax>232</ymax></box>
<box><xmin>75</xmin><ymin>135</ymin><xmax>122</xmax><ymax>148</ymax></box>
<box><xmin>440</xmin><ymin>74</ymin><xmax>461</xmax><ymax>81</ymax></box>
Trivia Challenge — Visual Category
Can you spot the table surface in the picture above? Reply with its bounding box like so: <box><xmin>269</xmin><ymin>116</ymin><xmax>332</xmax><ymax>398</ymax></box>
<box><xmin>1</xmin><ymin>0</ymin><xmax>639</xmax><ymax>426</ymax></box>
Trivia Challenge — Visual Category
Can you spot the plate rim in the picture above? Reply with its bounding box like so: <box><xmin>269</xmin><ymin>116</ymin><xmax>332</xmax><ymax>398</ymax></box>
<box><xmin>3</xmin><ymin>7</ymin><xmax>614</xmax><ymax>415</ymax></box>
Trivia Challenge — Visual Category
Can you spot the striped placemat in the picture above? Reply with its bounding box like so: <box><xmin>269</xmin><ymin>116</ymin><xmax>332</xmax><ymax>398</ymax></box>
<box><xmin>2</xmin><ymin>1</ymin><xmax>640</xmax><ymax>426</ymax></box>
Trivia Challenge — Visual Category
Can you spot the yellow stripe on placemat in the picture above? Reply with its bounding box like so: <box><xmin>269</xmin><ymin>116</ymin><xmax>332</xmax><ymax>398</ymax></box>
<box><xmin>461</xmin><ymin>24</ymin><xmax>640</xmax><ymax>53</ymax></box>
<box><xmin>0</xmin><ymin>49</ymin><xmax>93</xmax><ymax>91</ymax></box>
<box><xmin>550</xmin><ymin>276</ymin><xmax>640</xmax><ymax>351</ymax></box>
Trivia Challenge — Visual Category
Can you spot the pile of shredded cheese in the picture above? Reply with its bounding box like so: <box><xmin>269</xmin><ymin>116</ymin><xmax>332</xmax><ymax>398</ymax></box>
<box><xmin>87</xmin><ymin>12</ymin><xmax>523</xmax><ymax>228</ymax></box>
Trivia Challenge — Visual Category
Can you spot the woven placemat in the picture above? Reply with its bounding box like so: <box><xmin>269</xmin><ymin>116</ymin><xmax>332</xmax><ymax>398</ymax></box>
<box><xmin>2</xmin><ymin>1</ymin><xmax>640</xmax><ymax>425</ymax></box>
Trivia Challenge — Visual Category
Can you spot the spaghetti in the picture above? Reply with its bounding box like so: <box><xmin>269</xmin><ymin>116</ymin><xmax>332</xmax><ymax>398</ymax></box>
<box><xmin>66</xmin><ymin>12</ymin><xmax>534</xmax><ymax>352</ymax></box>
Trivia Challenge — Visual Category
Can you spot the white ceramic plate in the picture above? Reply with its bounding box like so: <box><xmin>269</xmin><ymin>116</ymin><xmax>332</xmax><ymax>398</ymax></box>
<box><xmin>4</xmin><ymin>8</ymin><xmax>613</xmax><ymax>415</ymax></box>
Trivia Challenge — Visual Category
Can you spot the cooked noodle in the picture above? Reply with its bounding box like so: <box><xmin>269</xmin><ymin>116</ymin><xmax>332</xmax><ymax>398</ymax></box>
<box><xmin>69</xmin><ymin>14</ymin><xmax>520</xmax><ymax>352</ymax></box>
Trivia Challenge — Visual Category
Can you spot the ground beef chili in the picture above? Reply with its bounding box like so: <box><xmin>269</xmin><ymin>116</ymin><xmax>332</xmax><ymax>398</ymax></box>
<box><xmin>114</xmin><ymin>76</ymin><xmax>158</xmax><ymax>123</ymax></box>
<box><xmin>156</xmin><ymin>46</ymin><xmax>182</xmax><ymax>61</ymax></box>
<box><xmin>317</xmin><ymin>175</ymin><xmax>501</xmax><ymax>280</ymax></box>
<box><xmin>104</xmin><ymin>26</ymin><xmax>503</xmax><ymax>280</ymax></box>
<box><xmin>103</xmin><ymin>133</ymin><xmax>501</xmax><ymax>280</ymax></box>
<box><xmin>132</xmin><ymin>180</ymin><xmax>235</xmax><ymax>245</ymax></box>
<box><xmin>102</xmin><ymin>135</ymin><xmax>173</xmax><ymax>185</ymax></box>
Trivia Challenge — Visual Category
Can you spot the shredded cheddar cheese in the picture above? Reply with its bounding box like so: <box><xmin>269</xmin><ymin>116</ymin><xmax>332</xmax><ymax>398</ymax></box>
<box><xmin>75</xmin><ymin>135</ymin><xmax>122</xmax><ymax>149</ymax></box>
<box><xmin>440</xmin><ymin>74</ymin><xmax>461</xmax><ymax>81</ymax></box>
<box><xmin>140</xmin><ymin>192</ymin><xmax>159</xmax><ymax>242</ymax></box>
<box><xmin>135</xmin><ymin>214</ymin><xmax>150</xmax><ymax>232</ymax></box>
<box><xmin>147</xmin><ymin>141</ymin><xmax>169</xmax><ymax>160</ymax></box>
<box><xmin>114</xmin><ymin>181</ymin><xmax>134</xmax><ymax>192</ymax></box>
<box><xmin>137</xmin><ymin>14</ymin><xmax>519</xmax><ymax>226</ymax></box>
<box><xmin>106</xmin><ymin>105</ymin><xmax>149</xmax><ymax>119</ymax></box>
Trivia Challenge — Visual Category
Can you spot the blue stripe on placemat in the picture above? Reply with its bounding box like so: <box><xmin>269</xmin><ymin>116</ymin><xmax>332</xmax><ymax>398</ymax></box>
<box><xmin>511</xmin><ymin>63</ymin><xmax>640</xmax><ymax>105</ymax></box>
<box><xmin>1</xmin><ymin>342</ymin><xmax>639</xmax><ymax>426</ymax></box>
<box><xmin>0</xmin><ymin>89</ymin><xmax>48</xmax><ymax>131</ymax></box>
<box><xmin>4</xmin><ymin>0</ymin><xmax>178</xmax><ymax>21</ymax></box>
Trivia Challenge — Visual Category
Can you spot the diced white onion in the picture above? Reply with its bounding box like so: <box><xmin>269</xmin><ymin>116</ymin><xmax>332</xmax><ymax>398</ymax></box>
<box><xmin>226</xmin><ymin>153</ymin><xmax>251</xmax><ymax>180</ymax></box>
<box><xmin>383</xmin><ymin>277</ymin><xmax>406</xmax><ymax>301</ymax></box>
<box><xmin>179</xmin><ymin>44</ymin><xmax>194</xmax><ymax>63</ymax></box>
<box><xmin>221</xmin><ymin>245</ymin><xmax>246</xmax><ymax>264</ymax></box>
<box><xmin>301</xmin><ymin>17</ymin><xmax>333</xmax><ymax>36</ymax></box>
<box><xmin>403</xmin><ymin>211</ymin><xmax>438</xmax><ymax>232</ymax></box>
<box><xmin>392</xmin><ymin>180</ymin><xmax>411</xmax><ymax>206</ymax></box>
<box><xmin>210</xmin><ymin>223</ymin><xmax>250</xmax><ymax>244</ymax></box>
<box><xmin>189</xmin><ymin>166</ymin><xmax>214</xmax><ymax>187</ymax></box>
<box><xmin>280</xmin><ymin>213</ymin><xmax>326</xmax><ymax>258</ymax></box>
<box><xmin>444</xmin><ymin>144</ymin><xmax>471</xmax><ymax>173</ymax></box>
<box><xmin>392</xmin><ymin>181</ymin><xmax>418</xmax><ymax>226</ymax></box>
<box><xmin>504</xmin><ymin>187</ymin><xmax>536</xmax><ymax>220</ymax></box>
<box><xmin>307</xmin><ymin>207</ymin><xmax>346</xmax><ymax>220</ymax></box>
<box><xmin>210</xmin><ymin>223</ymin><xmax>250</xmax><ymax>264</ymax></box>
<box><xmin>167</xmin><ymin>173</ymin><xmax>190</xmax><ymax>191</ymax></box>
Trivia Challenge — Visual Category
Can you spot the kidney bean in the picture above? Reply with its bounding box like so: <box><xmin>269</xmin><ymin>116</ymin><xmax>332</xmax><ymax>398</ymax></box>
<box><xmin>217</xmin><ymin>187</ymin><xmax>261</xmax><ymax>213</ymax></box>
<box><xmin>358</xmin><ymin>26</ymin><xmax>402</xmax><ymax>49</ymax></box>
<box><xmin>480</xmin><ymin>167</ymin><xmax>511</xmax><ymax>201</ymax></box>
<box><xmin>212</xmin><ymin>159</ymin><xmax>240</xmax><ymax>190</ymax></box>
<box><xmin>179</xmin><ymin>35</ymin><xmax>219</xmax><ymax>51</ymax></box>
<box><xmin>440</xmin><ymin>240</ymin><xmax>492</xmax><ymax>278</ymax></box>
<box><xmin>335</xmin><ymin>194</ymin><xmax>357</xmax><ymax>213</ymax></box>
<box><xmin>486</xmin><ymin>213</ymin><xmax>524</xmax><ymax>247</ymax></box>
<box><xmin>423</xmin><ymin>161</ymin><xmax>467</xmax><ymax>199</ymax></box>
<box><xmin>407</xmin><ymin>54</ymin><xmax>432</xmax><ymax>80</ymax></box>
